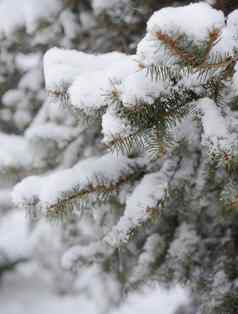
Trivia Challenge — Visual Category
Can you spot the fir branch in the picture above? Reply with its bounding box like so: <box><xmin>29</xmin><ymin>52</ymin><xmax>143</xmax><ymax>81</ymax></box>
<box><xmin>118</xmin><ymin>89</ymin><xmax>198</xmax><ymax>130</ymax></box>
<box><xmin>144</xmin><ymin>126</ymin><xmax>174</xmax><ymax>159</ymax></box>
<box><xmin>201</xmin><ymin>29</ymin><xmax>221</xmax><ymax>65</ymax></box>
<box><xmin>106</xmin><ymin>132</ymin><xmax>146</xmax><ymax>155</ymax></box>
<box><xmin>155</xmin><ymin>30</ymin><xmax>236</xmax><ymax>73</ymax></box>
<box><xmin>155</xmin><ymin>31</ymin><xmax>198</xmax><ymax>67</ymax></box>
<box><xmin>105</xmin><ymin>87</ymin><xmax>197</xmax><ymax>157</ymax></box>
<box><xmin>46</xmin><ymin>167</ymin><xmax>145</xmax><ymax>219</ymax></box>
<box><xmin>47</xmin><ymin>86</ymin><xmax>70</xmax><ymax>108</ymax></box>
<box><xmin>145</xmin><ymin>64</ymin><xmax>182</xmax><ymax>83</ymax></box>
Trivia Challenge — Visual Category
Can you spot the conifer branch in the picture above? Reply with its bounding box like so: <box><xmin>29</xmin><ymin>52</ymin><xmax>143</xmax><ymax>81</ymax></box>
<box><xmin>155</xmin><ymin>31</ymin><xmax>198</xmax><ymax>66</ymax></box>
<box><xmin>46</xmin><ymin>167</ymin><xmax>145</xmax><ymax>219</ymax></box>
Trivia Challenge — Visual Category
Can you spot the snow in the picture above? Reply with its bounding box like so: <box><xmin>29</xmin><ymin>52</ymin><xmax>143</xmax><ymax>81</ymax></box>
<box><xmin>0</xmin><ymin>267</ymin><xmax>188</xmax><ymax>314</ymax></box>
<box><xmin>211</xmin><ymin>10</ymin><xmax>238</xmax><ymax>55</ymax></box>
<box><xmin>3</xmin><ymin>3</ymin><xmax>238</xmax><ymax>314</ymax></box>
<box><xmin>198</xmin><ymin>98</ymin><xmax>234</xmax><ymax>152</ymax></box>
<box><xmin>62</xmin><ymin>241</ymin><xmax>108</xmax><ymax>270</ymax></box>
<box><xmin>69</xmin><ymin>55</ymin><xmax>137</xmax><ymax>111</ymax></box>
<box><xmin>0</xmin><ymin>133</ymin><xmax>33</xmax><ymax>173</ymax></box>
<box><xmin>102</xmin><ymin>107</ymin><xmax>132</xmax><ymax>142</ymax></box>
<box><xmin>104</xmin><ymin>171</ymin><xmax>167</xmax><ymax>246</ymax></box>
<box><xmin>111</xmin><ymin>285</ymin><xmax>189</xmax><ymax>314</ymax></box>
<box><xmin>2</xmin><ymin>90</ymin><xmax>25</xmax><ymax>107</ymax></box>
<box><xmin>105</xmin><ymin>158</ymin><xmax>178</xmax><ymax>247</ymax></box>
<box><xmin>136</xmin><ymin>33</ymin><xmax>171</xmax><ymax>67</ymax></box>
<box><xmin>233</xmin><ymin>63</ymin><xmax>238</xmax><ymax>91</ymax></box>
<box><xmin>12</xmin><ymin>153</ymin><xmax>142</xmax><ymax>210</ymax></box>
<box><xmin>199</xmin><ymin>98</ymin><xmax>228</xmax><ymax>139</ymax></box>
<box><xmin>0</xmin><ymin>0</ymin><xmax>61</xmax><ymax>37</ymax></box>
<box><xmin>136</xmin><ymin>3</ymin><xmax>226</xmax><ymax>67</ymax></box>
<box><xmin>118</xmin><ymin>69</ymin><xmax>170</xmax><ymax>108</ymax></box>
<box><xmin>147</xmin><ymin>3</ymin><xmax>225</xmax><ymax>42</ymax></box>
<box><xmin>0</xmin><ymin>210</ymin><xmax>31</xmax><ymax>263</ymax></box>
<box><xmin>19</xmin><ymin>68</ymin><xmax>42</xmax><ymax>91</ymax></box>
<box><xmin>59</xmin><ymin>10</ymin><xmax>80</xmax><ymax>40</ymax></box>
<box><xmin>168</xmin><ymin>223</ymin><xmax>199</xmax><ymax>262</ymax></box>
<box><xmin>130</xmin><ymin>234</ymin><xmax>163</xmax><ymax>284</ymax></box>
<box><xmin>15</xmin><ymin>53</ymin><xmax>42</xmax><ymax>72</ymax></box>
<box><xmin>25</xmin><ymin>123</ymin><xmax>80</xmax><ymax>148</ymax></box>
<box><xmin>227</xmin><ymin>9</ymin><xmax>238</xmax><ymax>34</ymax></box>
<box><xmin>0</xmin><ymin>267</ymin><xmax>98</xmax><ymax>314</ymax></box>
<box><xmin>44</xmin><ymin>48</ymin><xmax>137</xmax><ymax>92</ymax></box>
<box><xmin>92</xmin><ymin>0</ymin><xmax>119</xmax><ymax>14</ymax></box>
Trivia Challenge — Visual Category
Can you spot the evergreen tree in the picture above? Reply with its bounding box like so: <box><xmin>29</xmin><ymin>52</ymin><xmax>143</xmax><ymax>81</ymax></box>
<box><xmin>1</xmin><ymin>0</ymin><xmax>238</xmax><ymax>313</ymax></box>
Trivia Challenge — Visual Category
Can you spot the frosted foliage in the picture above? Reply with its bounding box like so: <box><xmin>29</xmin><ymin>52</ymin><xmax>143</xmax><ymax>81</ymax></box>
<box><xmin>42</xmin><ymin>2</ymin><xmax>238</xmax><ymax>148</ymax></box>
<box><xmin>198</xmin><ymin>98</ymin><xmax>235</xmax><ymax>153</ymax></box>
<box><xmin>0</xmin><ymin>133</ymin><xmax>33</xmax><ymax>172</ymax></box>
<box><xmin>2</xmin><ymin>90</ymin><xmax>25</xmax><ymax>107</ymax></box>
<box><xmin>62</xmin><ymin>241</ymin><xmax>108</xmax><ymax>270</ymax></box>
<box><xmin>0</xmin><ymin>0</ymin><xmax>61</xmax><ymax>36</ymax></box>
<box><xmin>15</xmin><ymin>53</ymin><xmax>41</xmax><ymax>72</ymax></box>
<box><xmin>130</xmin><ymin>234</ymin><xmax>163</xmax><ymax>284</ymax></box>
<box><xmin>233</xmin><ymin>63</ymin><xmax>238</xmax><ymax>91</ymax></box>
<box><xmin>168</xmin><ymin>223</ymin><xmax>199</xmax><ymax>261</ymax></box>
<box><xmin>0</xmin><ymin>210</ymin><xmax>31</xmax><ymax>263</ymax></box>
<box><xmin>0</xmin><ymin>267</ymin><xmax>98</xmax><ymax>314</ymax></box>
<box><xmin>92</xmin><ymin>0</ymin><xmax>119</xmax><ymax>14</ymax></box>
<box><xmin>75</xmin><ymin>264</ymin><xmax>121</xmax><ymax>313</ymax></box>
<box><xmin>3</xmin><ymin>2</ymin><xmax>238</xmax><ymax>314</ymax></box>
<box><xmin>111</xmin><ymin>285</ymin><xmax>189</xmax><ymax>314</ymax></box>
<box><xmin>25</xmin><ymin>123</ymin><xmax>80</xmax><ymax>148</ymax></box>
<box><xmin>105</xmin><ymin>158</ymin><xmax>178</xmax><ymax>247</ymax></box>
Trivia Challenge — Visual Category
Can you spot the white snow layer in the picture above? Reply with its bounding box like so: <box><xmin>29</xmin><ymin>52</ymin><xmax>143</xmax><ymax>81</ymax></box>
<box><xmin>137</xmin><ymin>3</ymin><xmax>227</xmax><ymax>67</ymax></box>
<box><xmin>104</xmin><ymin>158</ymin><xmax>178</xmax><ymax>247</ymax></box>
<box><xmin>198</xmin><ymin>98</ymin><xmax>234</xmax><ymax>152</ymax></box>
<box><xmin>44</xmin><ymin>47</ymin><xmax>137</xmax><ymax>93</ymax></box>
<box><xmin>147</xmin><ymin>2</ymin><xmax>224</xmax><ymax>42</ymax></box>
<box><xmin>12</xmin><ymin>153</ymin><xmax>142</xmax><ymax>209</ymax></box>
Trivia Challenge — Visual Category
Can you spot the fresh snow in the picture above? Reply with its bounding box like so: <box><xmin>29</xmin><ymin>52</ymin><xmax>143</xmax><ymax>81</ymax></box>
<box><xmin>104</xmin><ymin>158</ymin><xmax>178</xmax><ymax>247</ymax></box>
<box><xmin>147</xmin><ymin>2</ymin><xmax>225</xmax><ymax>42</ymax></box>
<box><xmin>198</xmin><ymin>98</ymin><xmax>235</xmax><ymax>152</ymax></box>
<box><xmin>12</xmin><ymin>153</ymin><xmax>143</xmax><ymax>210</ymax></box>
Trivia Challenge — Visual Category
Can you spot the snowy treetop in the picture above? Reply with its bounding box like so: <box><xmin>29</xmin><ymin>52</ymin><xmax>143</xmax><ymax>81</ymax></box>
<box><xmin>10</xmin><ymin>5</ymin><xmax>238</xmax><ymax>307</ymax></box>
